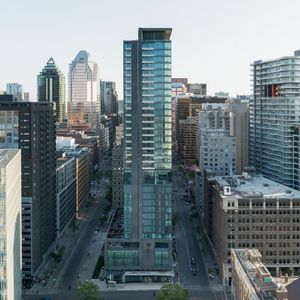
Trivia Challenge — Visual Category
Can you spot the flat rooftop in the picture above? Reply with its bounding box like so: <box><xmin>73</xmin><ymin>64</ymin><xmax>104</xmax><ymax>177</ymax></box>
<box><xmin>233</xmin><ymin>249</ymin><xmax>288</xmax><ymax>300</ymax></box>
<box><xmin>210</xmin><ymin>174</ymin><xmax>300</xmax><ymax>199</ymax></box>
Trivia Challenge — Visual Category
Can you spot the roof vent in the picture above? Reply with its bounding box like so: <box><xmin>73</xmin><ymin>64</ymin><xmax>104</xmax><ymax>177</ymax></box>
<box><xmin>263</xmin><ymin>183</ymin><xmax>269</xmax><ymax>187</ymax></box>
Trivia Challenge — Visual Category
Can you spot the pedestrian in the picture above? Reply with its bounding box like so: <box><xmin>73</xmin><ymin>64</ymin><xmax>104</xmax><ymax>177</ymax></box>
<box><xmin>153</xmin><ymin>291</ymin><xmax>156</xmax><ymax>297</ymax></box>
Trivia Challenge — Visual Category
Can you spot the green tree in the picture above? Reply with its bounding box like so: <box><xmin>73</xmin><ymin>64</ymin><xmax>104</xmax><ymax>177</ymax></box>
<box><xmin>77</xmin><ymin>282</ymin><xmax>103</xmax><ymax>300</ymax></box>
<box><xmin>157</xmin><ymin>283</ymin><xmax>189</xmax><ymax>300</ymax></box>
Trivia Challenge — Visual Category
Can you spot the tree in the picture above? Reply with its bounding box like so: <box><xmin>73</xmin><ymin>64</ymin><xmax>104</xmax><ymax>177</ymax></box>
<box><xmin>77</xmin><ymin>282</ymin><xmax>103</xmax><ymax>300</ymax></box>
<box><xmin>157</xmin><ymin>283</ymin><xmax>189</xmax><ymax>300</ymax></box>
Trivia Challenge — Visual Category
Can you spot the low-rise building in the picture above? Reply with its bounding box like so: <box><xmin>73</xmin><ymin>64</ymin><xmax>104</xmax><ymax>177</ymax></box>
<box><xmin>56</xmin><ymin>156</ymin><xmax>76</xmax><ymax>237</ymax></box>
<box><xmin>61</xmin><ymin>148</ymin><xmax>90</xmax><ymax>213</ymax></box>
<box><xmin>231</xmin><ymin>249</ymin><xmax>288</xmax><ymax>300</ymax></box>
<box><xmin>209</xmin><ymin>174</ymin><xmax>300</xmax><ymax>285</ymax></box>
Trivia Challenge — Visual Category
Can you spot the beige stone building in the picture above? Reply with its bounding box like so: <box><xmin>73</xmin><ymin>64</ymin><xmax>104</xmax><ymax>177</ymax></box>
<box><xmin>208</xmin><ymin>173</ymin><xmax>300</xmax><ymax>285</ymax></box>
<box><xmin>231</xmin><ymin>249</ymin><xmax>288</xmax><ymax>300</ymax></box>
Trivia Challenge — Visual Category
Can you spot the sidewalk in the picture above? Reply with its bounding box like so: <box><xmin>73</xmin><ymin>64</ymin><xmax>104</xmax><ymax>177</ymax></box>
<box><xmin>28</xmin><ymin>178</ymin><xmax>109</xmax><ymax>294</ymax></box>
<box><xmin>192</xmin><ymin>218</ymin><xmax>222</xmax><ymax>289</ymax></box>
<box><xmin>92</xmin><ymin>280</ymin><xmax>165</xmax><ymax>291</ymax></box>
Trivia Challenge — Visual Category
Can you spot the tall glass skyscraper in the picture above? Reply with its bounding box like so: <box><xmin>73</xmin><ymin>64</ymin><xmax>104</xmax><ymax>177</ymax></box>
<box><xmin>250</xmin><ymin>50</ymin><xmax>300</xmax><ymax>189</ymax></box>
<box><xmin>68</xmin><ymin>50</ymin><xmax>100</xmax><ymax>131</ymax></box>
<box><xmin>105</xmin><ymin>28</ymin><xmax>173</xmax><ymax>282</ymax></box>
<box><xmin>38</xmin><ymin>57</ymin><xmax>66</xmax><ymax>123</ymax></box>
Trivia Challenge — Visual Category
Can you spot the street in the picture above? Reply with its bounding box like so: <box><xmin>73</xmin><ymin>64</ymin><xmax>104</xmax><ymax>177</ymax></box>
<box><xmin>173</xmin><ymin>168</ymin><xmax>225</xmax><ymax>299</ymax></box>
<box><xmin>24</xmin><ymin>175</ymin><xmax>110</xmax><ymax>298</ymax></box>
<box><xmin>24</xmin><ymin>166</ymin><xmax>226</xmax><ymax>300</ymax></box>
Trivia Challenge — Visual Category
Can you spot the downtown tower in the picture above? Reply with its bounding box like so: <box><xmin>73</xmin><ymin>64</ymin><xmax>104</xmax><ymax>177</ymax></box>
<box><xmin>105</xmin><ymin>28</ymin><xmax>173</xmax><ymax>282</ymax></box>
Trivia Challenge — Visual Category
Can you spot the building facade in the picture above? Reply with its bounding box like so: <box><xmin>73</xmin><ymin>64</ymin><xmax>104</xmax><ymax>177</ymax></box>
<box><xmin>209</xmin><ymin>173</ymin><xmax>300</xmax><ymax>285</ymax></box>
<box><xmin>231</xmin><ymin>249</ymin><xmax>288</xmax><ymax>300</ymax></box>
<box><xmin>0</xmin><ymin>150</ymin><xmax>22</xmax><ymax>300</ymax></box>
<box><xmin>105</xmin><ymin>28</ymin><xmax>173</xmax><ymax>282</ymax></box>
<box><xmin>100</xmin><ymin>81</ymin><xmax>118</xmax><ymax>116</ymax></box>
<box><xmin>0</xmin><ymin>101</ymin><xmax>56</xmax><ymax>287</ymax></box>
<box><xmin>187</xmin><ymin>83</ymin><xmax>207</xmax><ymax>95</ymax></box>
<box><xmin>175</xmin><ymin>95</ymin><xmax>227</xmax><ymax>164</ymax></box>
<box><xmin>38</xmin><ymin>57</ymin><xmax>66</xmax><ymax>123</ymax></box>
<box><xmin>197</xmin><ymin>104</ymin><xmax>236</xmax><ymax>175</ymax></box>
<box><xmin>68</xmin><ymin>50</ymin><xmax>100</xmax><ymax>131</ymax></box>
<box><xmin>56</xmin><ymin>156</ymin><xmax>76</xmax><ymax>237</ymax></box>
<box><xmin>250</xmin><ymin>50</ymin><xmax>300</xmax><ymax>189</ymax></box>
<box><xmin>6</xmin><ymin>83</ymin><xmax>23</xmax><ymax>101</ymax></box>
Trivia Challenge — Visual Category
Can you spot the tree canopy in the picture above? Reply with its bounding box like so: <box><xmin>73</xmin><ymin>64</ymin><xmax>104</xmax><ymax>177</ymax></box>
<box><xmin>77</xmin><ymin>281</ymin><xmax>104</xmax><ymax>300</ymax></box>
<box><xmin>157</xmin><ymin>283</ymin><xmax>190</xmax><ymax>300</ymax></box>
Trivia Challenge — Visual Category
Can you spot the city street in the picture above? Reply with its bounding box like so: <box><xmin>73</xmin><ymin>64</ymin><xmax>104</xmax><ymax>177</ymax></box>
<box><xmin>173</xmin><ymin>168</ymin><xmax>225</xmax><ymax>299</ymax></box>
<box><xmin>24</xmin><ymin>168</ymin><xmax>226</xmax><ymax>300</ymax></box>
<box><xmin>24</xmin><ymin>175</ymin><xmax>111</xmax><ymax>298</ymax></box>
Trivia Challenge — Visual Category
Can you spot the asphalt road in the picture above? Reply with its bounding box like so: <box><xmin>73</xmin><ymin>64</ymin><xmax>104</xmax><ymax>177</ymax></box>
<box><xmin>173</xmin><ymin>169</ymin><xmax>224</xmax><ymax>299</ymax></box>
<box><xmin>56</xmin><ymin>178</ymin><xmax>109</xmax><ymax>289</ymax></box>
<box><xmin>24</xmin><ymin>168</ymin><xmax>225</xmax><ymax>300</ymax></box>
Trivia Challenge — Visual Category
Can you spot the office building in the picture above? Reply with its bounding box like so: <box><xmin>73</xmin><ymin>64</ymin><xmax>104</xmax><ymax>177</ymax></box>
<box><xmin>187</xmin><ymin>83</ymin><xmax>207</xmax><ymax>95</ymax></box>
<box><xmin>0</xmin><ymin>150</ymin><xmax>22</xmax><ymax>300</ymax></box>
<box><xmin>250</xmin><ymin>50</ymin><xmax>300</xmax><ymax>189</ymax></box>
<box><xmin>68</xmin><ymin>50</ymin><xmax>100</xmax><ymax>131</ymax></box>
<box><xmin>115</xmin><ymin>124</ymin><xmax>123</xmax><ymax>145</ymax></box>
<box><xmin>197</xmin><ymin>104</ymin><xmax>236</xmax><ymax>175</ymax></box>
<box><xmin>227</xmin><ymin>99</ymin><xmax>249</xmax><ymax>174</ymax></box>
<box><xmin>208</xmin><ymin>173</ymin><xmax>300</xmax><ymax>285</ymax></box>
<box><xmin>171</xmin><ymin>78</ymin><xmax>188</xmax><ymax>157</ymax></box>
<box><xmin>61</xmin><ymin>148</ymin><xmax>90</xmax><ymax>213</ymax></box>
<box><xmin>100</xmin><ymin>81</ymin><xmax>118</xmax><ymax>116</ymax></box>
<box><xmin>215</xmin><ymin>91</ymin><xmax>229</xmax><ymax>98</ymax></box>
<box><xmin>178</xmin><ymin>116</ymin><xmax>198</xmax><ymax>166</ymax></box>
<box><xmin>6</xmin><ymin>83</ymin><xmax>23</xmax><ymax>101</ymax></box>
<box><xmin>24</xmin><ymin>92</ymin><xmax>30</xmax><ymax>101</ymax></box>
<box><xmin>175</xmin><ymin>95</ymin><xmax>227</xmax><ymax>164</ymax></box>
<box><xmin>105</xmin><ymin>28</ymin><xmax>173</xmax><ymax>282</ymax></box>
<box><xmin>56</xmin><ymin>156</ymin><xmax>76</xmax><ymax>237</ymax></box>
<box><xmin>0</xmin><ymin>101</ymin><xmax>56</xmax><ymax>287</ymax></box>
<box><xmin>38</xmin><ymin>57</ymin><xmax>66</xmax><ymax>123</ymax></box>
<box><xmin>57</xmin><ymin>131</ymin><xmax>99</xmax><ymax>170</ymax></box>
<box><xmin>231</xmin><ymin>249</ymin><xmax>288</xmax><ymax>300</ymax></box>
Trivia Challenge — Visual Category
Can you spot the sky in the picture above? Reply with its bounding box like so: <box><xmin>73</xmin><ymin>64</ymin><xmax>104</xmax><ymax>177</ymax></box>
<box><xmin>1</xmin><ymin>0</ymin><xmax>300</xmax><ymax>100</ymax></box>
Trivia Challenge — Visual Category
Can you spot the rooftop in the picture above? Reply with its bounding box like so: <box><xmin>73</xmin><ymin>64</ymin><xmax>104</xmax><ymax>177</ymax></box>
<box><xmin>210</xmin><ymin>174</ymin><xmax>300</xmax><ymax>199</ymax></box>
<box><xmin>56</xmin><ymin>156</ymin><xmax>74</xmax><ymax>168</ymax></box>
<box><xmin>233</xmin><ymin>249</ymin><xmax>288</xmax><ymax>300</ymax></box>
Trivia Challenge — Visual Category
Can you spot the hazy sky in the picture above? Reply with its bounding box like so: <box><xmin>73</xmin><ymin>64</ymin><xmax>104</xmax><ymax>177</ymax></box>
<box><xmin>1</xmin><ymin>0</ymin><xmax>300</xmax><ymax>99</ymax></box>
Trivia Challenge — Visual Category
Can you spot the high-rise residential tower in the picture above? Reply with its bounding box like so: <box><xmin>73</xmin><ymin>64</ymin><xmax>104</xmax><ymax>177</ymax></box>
<box><xmin>38</xmin><ymin>57</ymin><xmax>66</xmax><ymax>123</ymax></box>
<box><xmin>250</xmin><ymin>50</ymin><xmax>300</xmax><ymax>189</ymax></box>
<box><xmin>0</xmin><ymin>149</ymin><xmax>22</xmax><ymax>300</ymax></box>
<box><xmin>105</xmin><ymin>28</ymin><xmax>173</xmax><ymax>282</ymax></box>
<box><xmin>68</xmin><ymin>50</ymin><xmax>100</xmax><ymax>131</ymax></box>
<box><xmin>0</xmin><ymin>100</ymin><xmax>56</xmax><ymax>287</ymax></box>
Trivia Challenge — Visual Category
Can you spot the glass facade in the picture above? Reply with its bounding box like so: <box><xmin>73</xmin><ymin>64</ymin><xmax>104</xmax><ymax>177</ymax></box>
<box><xmin>68</xmin><ymin>51</ymin><xmax>100</xmax><ymax>131</ymax></box>
<box><xmin>250</xmin><ymin>52</ymin><xmax>300</xmax><ymax>189</ymax></box>
<box><xmin>38</xmin><ymin>57</ymin><xmax>66</xmax><ymax>123</ymax></box>
<box><xmin>123</xmin><ymin>29</ymin><xmax>172</xmax><ymax>243</ymax></box>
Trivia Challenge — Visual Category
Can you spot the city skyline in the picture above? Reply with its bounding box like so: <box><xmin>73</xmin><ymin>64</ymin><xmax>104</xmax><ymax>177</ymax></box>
<box><xmin>2</xmin><ymin>0</ymin><xmax>300</xmax><ymax>100</ymax></box>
